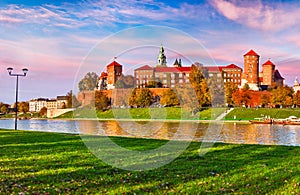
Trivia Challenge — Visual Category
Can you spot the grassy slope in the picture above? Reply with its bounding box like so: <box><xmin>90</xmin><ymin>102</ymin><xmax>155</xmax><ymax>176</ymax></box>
<box><xmin>57</xmin><ymin>107</ymin><xmax>226</xmax><ymax>120</ymax></box>
<box><xmin>226</xmin><ymin>108</ymin><xmax>300</xmax><ymax>120</ymax></box>
<box><xmin>0</xmin><ymin>129</ymin><xmax>299</xmax><ymax>194</ymax></box>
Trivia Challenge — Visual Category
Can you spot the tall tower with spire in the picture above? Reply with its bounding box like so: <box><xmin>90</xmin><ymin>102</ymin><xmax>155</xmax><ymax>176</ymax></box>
<box><xmin>157</xmin><ymin>45</ymin><xmax>167</xmax><ymax>67</ymax></box>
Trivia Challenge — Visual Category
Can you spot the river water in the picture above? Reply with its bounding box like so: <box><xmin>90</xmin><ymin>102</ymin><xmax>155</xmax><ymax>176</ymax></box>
<box><xmin>1</xmin><ymin>119</ymin><xmax>300</xmax><ymax>146</ymax></box>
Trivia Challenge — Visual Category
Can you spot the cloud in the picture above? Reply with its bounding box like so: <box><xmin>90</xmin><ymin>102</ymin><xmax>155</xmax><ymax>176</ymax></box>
<box><xmin>210</xmin><ymin>0</ymin><xmax>300</xmax><ymax>32</ymax></box>
<box><xmin>0</xmin><ymin>1</ymin><xmax>212</xmax><ymax>30</ymax></box>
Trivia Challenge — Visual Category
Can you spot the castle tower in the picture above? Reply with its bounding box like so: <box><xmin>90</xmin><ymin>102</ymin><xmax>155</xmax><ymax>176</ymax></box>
<box><xmin>241</xmin><ymin>49</ymin><xmax>260</xmax><ymax>90</ymax></box>
<box><xmin>262</xmin><ymin>60</ymin><xmax>275</xmax><ymax>86</ymax></box>
<box><xmin>157</xmin><ymin>46</ymin><xmax>167</xmax><ymax>67</ymax></box>
<box><xmin>106</xmin><ymin>60</ymin><xmax>122</xmax><ymax>90</ymax></box>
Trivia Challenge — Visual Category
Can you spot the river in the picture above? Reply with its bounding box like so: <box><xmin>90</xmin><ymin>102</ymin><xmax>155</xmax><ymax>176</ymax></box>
<box><xmin>0</xmin><ymin>119</ymin><xmax>300</xmax><ymax>146</ymax></box>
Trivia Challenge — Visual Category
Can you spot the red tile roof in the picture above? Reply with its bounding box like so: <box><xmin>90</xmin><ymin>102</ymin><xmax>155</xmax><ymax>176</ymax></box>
<box><xmin>155</xmin><ymin>67</ymin><xmax>191</xmax><ymax>73</ymax></box>
<box><xmin>205</xmin><ymin>66</ymin><xmax>222</xmax><ymax>72</ymax></box>
<box><xmin>244</xmin><ymin>49</ymin><xmax>259</xmax><ymax>56</ymax></box>
<box><xmin>107</xmin><ymin>61</ymin><xmax>122</xmax><ymax>67</ymax></box>
<box><xmin>263</xmin><ymin>60</ymin><xmax>275</xmax><ymax>66</ymax></box>
<box><xmin>135</xmin><ymin>65</ymin><xmax>153</xmax><ymax>71</ymax></box>
<box><xmin>224</xmin><ymin>64</ymin><xmax>242</xmax><ymax>69</ymax></box>
<box><xmin>100</xmin><ymin>72</ymin><xmax>108</xmax><ymax>77</ymax></box>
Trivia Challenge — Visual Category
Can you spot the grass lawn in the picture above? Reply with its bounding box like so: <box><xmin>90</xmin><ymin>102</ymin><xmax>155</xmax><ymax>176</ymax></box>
<box><xmin>0</xmin><ymin>129</ymin><xmax>299</xmax><ymax>194</ymax></box>
<box><xmin>226</xmin><ymin>108</ymin><xmax>300</xmax><ymax>120</ymax></box>
<box><xmin>58</xmin><ymin>107</ymin><xmax>226</xmax><ymax>120</ymax></box>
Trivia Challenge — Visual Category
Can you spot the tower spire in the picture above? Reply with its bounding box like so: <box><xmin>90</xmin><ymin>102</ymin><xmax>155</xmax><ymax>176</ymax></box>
<box><xmin>157</xmin><ymin>45</ymin><xmax>167</xmax><ymax>67</ymax></box>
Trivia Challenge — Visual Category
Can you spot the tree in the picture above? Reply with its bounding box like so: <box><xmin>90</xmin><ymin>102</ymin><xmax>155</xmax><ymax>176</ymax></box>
<box><xmin>189</xmin><ymin>64</ymin><xmax>211</xmax><ymax>107</ymax></box>
<box><xmin>129</xmin><ymin>88</ymin><xmax>138</xmax><ymax>107</ymax></box>
<box><xmin>39</xmin><ymin>107</ymin><xmax>47</xmax><ymax>117</ymax></box>
<box><xmin>225</xmin><ymin>82</ymin><xmax>238</xmax><ymax>105</ymax></box>
<box><xmin>14</xmin><ymin>102</ymin><xmax>29</xmax><ymax>113</ymax></box>
<box><xmin>115</xmin><ymin>75</ymin><xmax>134</xmax><ymax>89</ymax></box>
<box><xmin>0</xmin><ymin>104</ymin><xmax>8</xmax><ymax>114</ymax></box>
<box><xmin>78</xmin><ymin>72</ymin><xmax>99</xmax><ymax>91</ymax></box>
<box><xmin>136</xmin><ymin>88</ymin><xmax>153</xmax><ymax>108</ymax></box>
<box><xmin>232</xmin><ymin>89</ymin><xmax>251</xmax><ymax>106</ymax></box>
<box><xmin>66</xmin><ymin>90</ymin><xmax>81</xmax><ymax>108</ymax></box>
<box><xmin>95</xmin><ymin>91</ymin><xmax>110</xmax><ymax>111</ymax></box>
<box><xmin>19</xmin><ymin>102</ymin><xmax>29</xmax><ymax>113</ymax></box>
<box><xmin>160</xmin><ymin>89</ymin><xmax>180</xmax><ymax>107</ymax></box>
<box><xmin>294</xmin><ymin>91</ymin><xmax>300</xmax><ymax>107</ymax></box>
<box><xmin>243</xmin><ymin>83</ymin><xmax>250</xmax><ymax>90</ymax></box>
<box><xmin>272</xmin><ymin>86</ymin><xmax>294</xmax><ymax>107</ymax></box>
<box><xmin>261</xmin><ymin>93</ymin><xmax>271</xmax><ymax>107</ymax></box>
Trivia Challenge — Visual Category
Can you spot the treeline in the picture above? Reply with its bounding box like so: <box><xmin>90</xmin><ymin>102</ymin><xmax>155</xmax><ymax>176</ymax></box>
<box><xmin>227</xmin><ymin>84</ymin><xmax>299</xmax><ymax>108</ymax></box>
<box><xmin>0</xmin><ymin>102</ymin><xmax>29</xmax><ymax>114</ymax></box>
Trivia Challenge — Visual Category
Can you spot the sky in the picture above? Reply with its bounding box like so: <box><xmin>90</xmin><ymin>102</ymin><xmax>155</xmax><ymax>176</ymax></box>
<box><xmin>1</xmin><ymin>0</ymin><xmax>300</xmax><ymax>104</ymax></box>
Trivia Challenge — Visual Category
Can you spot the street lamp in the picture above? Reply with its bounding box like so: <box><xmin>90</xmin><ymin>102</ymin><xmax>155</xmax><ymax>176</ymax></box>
<box><xmin>7</xmin><ymin>67</ymin><xmax>29</xmax><ymax>130</ymax></box>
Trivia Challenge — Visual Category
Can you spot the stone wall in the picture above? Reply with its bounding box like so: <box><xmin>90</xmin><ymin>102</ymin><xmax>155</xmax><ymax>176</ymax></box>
<box><xmin>47</xmin><ymin>108</ymin><xmax>75</xmax><ymax>118</ymax></box>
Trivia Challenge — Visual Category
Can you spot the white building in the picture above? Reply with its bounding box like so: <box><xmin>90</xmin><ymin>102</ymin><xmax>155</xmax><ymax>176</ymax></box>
<box><xmin>29</xmin><ymin>98</ymin><xmax>47</xmax><ymax>112</ymax></box>
<box><xmin>294</xmin><ymin>77</ymin><xmax>300</xmax><ymax>94</ymax></box>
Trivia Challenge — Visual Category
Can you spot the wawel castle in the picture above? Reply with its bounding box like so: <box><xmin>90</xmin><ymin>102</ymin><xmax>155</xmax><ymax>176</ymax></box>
<box><xmin>97</xmin><ymin>46</ymin><xmax>284</xmax><ymax>91</ymax></box>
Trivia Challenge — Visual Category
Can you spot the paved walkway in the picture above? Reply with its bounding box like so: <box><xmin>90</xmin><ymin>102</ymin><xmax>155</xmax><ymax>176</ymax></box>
<box><xmin>215</xmin><ymin>107</ymin><xmax>234</xmax><ymax>121</ymax></box>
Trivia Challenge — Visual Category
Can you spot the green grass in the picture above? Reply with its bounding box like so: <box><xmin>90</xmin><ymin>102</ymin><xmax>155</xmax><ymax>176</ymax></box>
<box><xmin>0</xmin><ymin>129</ymin><xmax>299</xmax><ymax>194</ymax></box>
<box><xmin>226</xmin><ymin>108</ymin><xmax>300</xmax><ymax>120</ymax></box>
<box><xmin>58</xmin><ymin>107</ymin><xmax>226</xmax><ymax>120</ymax></box>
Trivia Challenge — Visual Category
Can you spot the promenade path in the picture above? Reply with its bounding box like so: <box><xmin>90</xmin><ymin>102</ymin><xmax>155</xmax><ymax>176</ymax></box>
<box><xmin>215</xmin><ymin>107</ymin><xmax>234</xmax><ymax>121</ymax></box>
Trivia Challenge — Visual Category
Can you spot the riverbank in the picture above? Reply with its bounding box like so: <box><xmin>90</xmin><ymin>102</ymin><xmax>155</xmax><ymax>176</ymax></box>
<box><xmin>0</xmin><ymin>129</ymin><xmax>299</xmax><ymax>194</ymax></box>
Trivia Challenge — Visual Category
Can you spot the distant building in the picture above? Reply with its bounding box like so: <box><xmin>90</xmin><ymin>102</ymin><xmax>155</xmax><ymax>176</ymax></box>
<box><xmin>294</xmin><ymin>77</ymin><xmax>300</xmax><ymax>93</ymax></box>
<box><xmin>134</xmin><ymin>46</ymin><xmax>243</xmax><ymax>88</ymax></box>
<box><xmin>46</xmin><ymin>99</ymin><xmax>57</xmax><ymax>109</ymax></box>
<box><xmin>29</xmin><ymin>96</ymin><xmax>69</xmax><ymax>112</ymax></box>
<box><xmin>241</xmin><ymin>49</ymin><xmax>284</xmax><ymax>91</ymax></box>
<box><xmin>56</xmin><ymin>96</ymin><xmax>68</xmax><ymax>109</ymax></box>
<box><xmin>205</xmin><ymin>64</ymin><xmax>242</xmax><ymax>86</ymax></box>
<box><xmin>29</xmin><ymin>98</ymin><xmax>47</xmax><ymax>112</ymax></box>
<box><xmin>98</xmin><ymin>60</ymin><xmax>123</xmax><ymax>90</ymax></box>
<box><xmin>241</xmin><ymin>50</ymin><xmax>260</xmax><ymax>90</ymax></box>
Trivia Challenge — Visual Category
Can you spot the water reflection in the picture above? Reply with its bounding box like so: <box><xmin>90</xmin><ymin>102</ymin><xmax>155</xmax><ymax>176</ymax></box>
<box><xmin>0</xmin><ymin>119</ymin><xmax>300</xmax><ymax>146</ymax></box>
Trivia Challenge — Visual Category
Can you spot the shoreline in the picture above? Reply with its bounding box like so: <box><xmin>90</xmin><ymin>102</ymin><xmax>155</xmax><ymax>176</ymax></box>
<box><xmin>0</xmin><ymin>117</ymin><xmax>251</xmax><ymax>124</ymax></box>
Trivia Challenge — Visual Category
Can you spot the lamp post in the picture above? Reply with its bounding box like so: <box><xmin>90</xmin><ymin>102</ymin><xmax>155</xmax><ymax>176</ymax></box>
<box><xmin>7</xmin><ymin>67</ymin><xmax>28</xmax><ymax>130</ymax></box>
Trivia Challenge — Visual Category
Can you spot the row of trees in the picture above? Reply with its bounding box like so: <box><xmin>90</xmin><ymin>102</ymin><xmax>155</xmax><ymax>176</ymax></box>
<box><xmin>0</xmin><ymin>102</ymin><xmax>29</xmax><ymax>114</ymax></box>
<box><xmin>226</xmin><ymin>84</ymin><xmax>299</xmax><ymax>108</ymax></box>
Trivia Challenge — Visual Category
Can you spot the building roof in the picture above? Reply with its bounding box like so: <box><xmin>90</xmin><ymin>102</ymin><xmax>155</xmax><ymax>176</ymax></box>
<box><xmin>205</xmin><ymin>66</ymin><xmax>222</xmax><ymax>72</ymax></box>
<box><xmin>263</xmin><ymin>60</ymin><xmax>275</xmax><ymax>66</ymax></box>
<box><xmin>274</xmin><ymin>70</ymin><xmax>284</xmax><ymax>80</ymax></box>
<box><xmin>100</xmin><ymin>72</ymin><xmax>108</xmax><ymax>77</ymax></box>
<box><xmin>155</xmin><ymin>66</ymin><xmax>191</xmax><ymax>73</ymax></box>
<box><xmin>223</xmin><ymin>64</ymin><xmax>242</xmax><ymax>69</ymax></box>
<box><xmin>57</xmin><ymin>96</ymin><xmax>67</xmax><ymax>100</ymax></box>
<box><xmin>135</xmin><ymin>65</ymin><xmax>153</xmax><ymax>71</ymax></box>
<box><xmin>205</xmin><ymin>64</ymin><xmax>242</xmax><ymax>72</ymax></box>
<box><xmin>244</xmin><ymin>49</ymin><xmax>259</xmax><ymax>56</ymax></box>
<box><xmin>107</xmin><ymin>60</ymin><xmax>122</xmax><ymax>67</ymax></box>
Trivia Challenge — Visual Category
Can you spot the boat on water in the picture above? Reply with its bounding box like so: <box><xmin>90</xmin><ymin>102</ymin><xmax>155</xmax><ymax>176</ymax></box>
<box><xmin>250</xmin><ymin>116</ymin><xmax>300</xmax><ymax>125</ymax></box>
<box><xmin>249</xmin><ymin>118</ymin><xmax>272</xmax><ymax>124</ymax></box>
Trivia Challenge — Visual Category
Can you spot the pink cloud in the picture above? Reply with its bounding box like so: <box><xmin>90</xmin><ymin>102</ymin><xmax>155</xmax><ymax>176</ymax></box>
<box><xmin>211</xmin><ymin>0</ymin><xmax>300</xmax><ymax>32</ymax></box>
